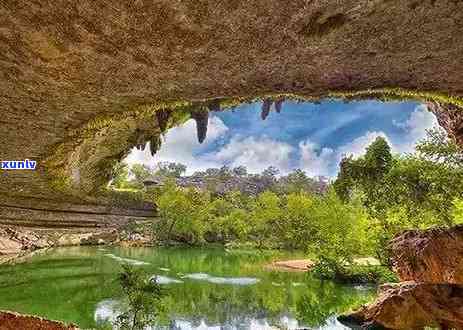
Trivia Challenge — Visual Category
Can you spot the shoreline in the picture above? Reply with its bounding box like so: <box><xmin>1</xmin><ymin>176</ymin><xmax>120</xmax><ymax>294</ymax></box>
<box><xmin>265</xmin><ymin>259</ymin><xmax>314</xmax><ymax>272</ymax></box>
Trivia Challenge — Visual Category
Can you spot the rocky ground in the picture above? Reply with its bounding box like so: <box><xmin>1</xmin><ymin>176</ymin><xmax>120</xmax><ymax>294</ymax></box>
<box><xmin>0</xmin><ymin>225</ymin><xmax>154</xmax><ymax>263</ymax></box>
<box><xmin>0</xmin><ymin>311</ymin><xmax>78</xmax><ymax>330</ymax></box>
<box><xmin>338</xmin><ymin>225</ymin><xmax>463</xmax><ymax>329</ymax></box>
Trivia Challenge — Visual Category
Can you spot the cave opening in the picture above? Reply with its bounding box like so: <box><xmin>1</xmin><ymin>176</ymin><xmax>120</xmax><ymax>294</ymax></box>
<box><xmin>116</xmin><ymin>97</ymin><xmax>439</xmax><ymax>190</ymax></box>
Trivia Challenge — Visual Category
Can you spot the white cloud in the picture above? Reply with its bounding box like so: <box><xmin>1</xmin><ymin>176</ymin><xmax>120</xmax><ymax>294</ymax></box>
<box><xmin>124</xmin><ymin>116</ymin><xmax>229</xmax><ymax>174</ymax></box>
<box><xmin>298</xmin><ymin>131</ymin><xmax>388</xmax><ymax>177</ymax></box>
<box><xmin>124</xmin><ymin>104</ymin><xmax>439</xmax><ymax>178</ymax></box>
<box><xmin>298</xmin><ymin>141</ymin><xmax>336</xmax><ymax>177</ymax></box>
<box><xmin>392</xmin><ymin>104</ymin><xmax>438</xmax><ymax>153</ymax></box>
<box><xmin>298</xmin><ymin>105</ymin><xmax>438</xmax><ymax>177</ymax></box>
<box><xmin>207</xmin><ymin>136</ymin><xmax>294</xmax><ymax>174</ymax></box>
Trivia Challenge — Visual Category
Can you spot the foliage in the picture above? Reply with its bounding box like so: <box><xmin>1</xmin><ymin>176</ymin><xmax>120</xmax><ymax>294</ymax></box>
<box><xmin>155</xmin><ymin>161</ymin><xmax>186</xmax><ymax>178</ymax></box>
<box><xmin>111</xmin><ymin>162</ymin><xmax>129</xmax><ymax>189</ymax></box>
<box><xmin>153</xmin><ymin>181</ymin><xmax>374</xmax><ymax>274</ymax></box>
<box><xmin>130</xmin><ymin>164</ymin><xmax>153</xmax><ymax>188</ymax></box>
<box><xmin>333</xmin><ymin>132</ymin><xmax>463</xmax><ymax>264</ymax></box>
<box><xmin>312</xmin><ymin>262</ymin><xmax>398</xmax><ymax>284</ymax></box>
<box><xmin>116</xmin><ymin>264</ymin><xmax>164</xmax><ymax>330</ymax></box>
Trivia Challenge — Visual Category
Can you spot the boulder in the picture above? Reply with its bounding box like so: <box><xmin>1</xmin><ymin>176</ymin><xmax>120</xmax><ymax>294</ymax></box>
<box><xmin>390</xmin><ymin>226</ymin><xmax>463</xmax><ymax>284</ymax></box>
<box><xmin>340</xmin><ymin>226</ymin><xmax>463</xmax><ymax>329</ymax></box>
<box><xmin>338</xmin><ymin>282</ymin><xmax>463</xmax><ymax>330</ymax></box>
<box><xmin>0</xmin><ymin>311</ymin><xmax>78</xmax><ymax>330</ymax></box>
<box><xmin>0</xmin><ymin>228</ymin><xmax>52</xmax><ymax>255</ymax></box>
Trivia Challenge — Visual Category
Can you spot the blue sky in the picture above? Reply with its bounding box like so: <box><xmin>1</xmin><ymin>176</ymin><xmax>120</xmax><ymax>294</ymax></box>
<box><xmin>125</xmin><ymin>100</ymin><xmax>438</xmax><ymax>177</ymax></box>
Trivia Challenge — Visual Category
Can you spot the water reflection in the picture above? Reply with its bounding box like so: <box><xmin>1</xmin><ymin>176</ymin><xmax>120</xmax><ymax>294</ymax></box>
<box><xmin>0</xmin><ymin>247</ymin><xmax>374</xmax><ymax>329</ymax></box>
<box><xmin>94</xmin><ymin>299</ymin><xmax>350</xmax><ymax>329</ymax></box>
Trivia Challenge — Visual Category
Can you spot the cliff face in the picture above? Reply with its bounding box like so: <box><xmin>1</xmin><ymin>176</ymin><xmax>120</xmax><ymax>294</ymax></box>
<box><xmin>1</xmin><ymin>0</ymin><xmax>463</xmax><ymax>213</ymax></box>
<box><xmin>339</xmin><ymin>282</ymin><xmax>463</xmax><ymax>330</ymax></box>
<box><xmin>340</xmin><ymin>226</ymin><xmax>463</xmax><ymax>330</ymax></box>
<box><xmin>390</xmin><ymin>226</ymin><xmax>463</xmax><ymax>284</ymax></box>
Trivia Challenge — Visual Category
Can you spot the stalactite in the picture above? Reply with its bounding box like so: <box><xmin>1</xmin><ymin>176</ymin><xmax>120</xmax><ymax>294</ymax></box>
<box><xmin>135</xmin><ymin>130</ymin><xmax>146</xmax><ymax>150</ymax></box>
<box><xmin>156</xmin><ymin>110</ymin><xmax>171</xmax><ymax>133</ymax></box>
<box><xmin>190</xmin><ymin>109</ymin><xmax>209</xmax><ymax>143</ymax></box>
<box><xmin>261</xmin><ymin>99</ymin><xmax>273</xmax><ymax>120</ymax></box>
<box><xmin>149</xmin><ymin>135</ymin><xmax>162</xmax><ymax>156</ymax></box>
<box><xmin>274</xmin><ymin>98</ymin><xmax>284</xmax><ymax>113</ymax></box>
<box><xmin>208</xmin><ymin>99</ymin><xmax>221</xmax><ymax>112</ymax></box>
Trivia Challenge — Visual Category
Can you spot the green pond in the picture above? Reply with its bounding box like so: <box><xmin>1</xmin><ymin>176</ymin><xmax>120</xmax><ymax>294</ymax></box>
<box><xmin>0</xmin><ymin>246</ymin><xmax>375</xmax><ymax>329</ymax></box>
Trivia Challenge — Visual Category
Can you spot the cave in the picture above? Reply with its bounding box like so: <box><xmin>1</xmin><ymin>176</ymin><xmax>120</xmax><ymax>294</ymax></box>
<box><xmin>1</xmin><ymin>0</ymin><xmax>463</xmax><ymax>328</ymax></box>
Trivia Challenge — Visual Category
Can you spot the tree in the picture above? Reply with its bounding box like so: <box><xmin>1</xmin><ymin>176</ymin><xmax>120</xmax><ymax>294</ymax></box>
<box><xmin>116</xmin><ymin>264</ymin><xmax>164</xmax><ymax>330</ymax></box>
<box><xmin>130</xmin><ymin>164</ymin><xmax>153</xmax><ymax>187</ymax></box>
<box><xmin>333</xmin><ymin>131</ymin><xmax>463</xmax><ymax>264</ymax></box>
<box><xmin>232</xmin><ymin>166</ymin><xmax>248</xmax><ymax>177</ymax></box>
<box><xmin>155</xmin><ymin>162</ymin><xmax>187</xmax><ymax>178</ymax></box>
<box><xmin>111</xmin><ymin>162</ymin><xmax>129</xmax><ymax>189</ymax></box>
<box><xmin>415</xmin><ymin>128</ymin><xmax>463</xmax><ymax>166</ymax></box>
<box><xmin>155</xmin><ymin>180</ymin><xmax>211</xmax><ymax>244</ymax></box>
<box><xmin>363</xmin><ymin>136</ymin><xmax>392</xmax><ymax>179</ymax></box>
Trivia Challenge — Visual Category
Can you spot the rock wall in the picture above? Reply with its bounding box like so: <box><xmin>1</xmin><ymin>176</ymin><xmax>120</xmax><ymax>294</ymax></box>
<box><xmin>390</xmin><ymin>225</ymin><xmax>463</xmax><ymax>284</ymax></box>
<box><xmin>339</xmin><ymin>282</ymin><xmax>463</xmax><ymax>330</ymax></box>
<box><xmin>340</xmin><ymin>226</ymin><xmax>463</xmax><ymax>329</ymax></box>
<box><xmin>1</xmin><ymin>0</ymin><xmax>463</xmax><ymax>227</ymax></box>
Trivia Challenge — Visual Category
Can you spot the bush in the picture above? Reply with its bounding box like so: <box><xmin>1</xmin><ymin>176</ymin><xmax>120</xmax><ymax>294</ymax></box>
<box><xmin>116</xmin><ymin>264</ymin><xmax>164</xmax><ymax>330</ymax></box>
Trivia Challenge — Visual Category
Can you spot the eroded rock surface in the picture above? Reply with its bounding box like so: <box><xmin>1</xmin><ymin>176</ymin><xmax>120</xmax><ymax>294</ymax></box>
<box><xmin>339</xmin><ymin>282</ymin><xmax>463</xmax><ymax>330</ymax></box>
<box><xmin>1</xmin><ymin>0</ymin><xmax>463</xmax><ymax>204</ymax></box>
<box><xmin>0</xmin><ymin>311</ymin><xmax>78</xmax><ymax>330</ymax></box>
<box><xmin>428</xmin><ymin>102</ymin><xmax>463</xmax><ymax>147</ymax></box>
<box><xmin>390</xmin><ymin>225</ymin><xmax>463</xmax><ymax>284</ymax></box>
<box><xmin>340</xmin><ymin>226</ymin><xmax>463</xmax><ymax>329</ymax></box>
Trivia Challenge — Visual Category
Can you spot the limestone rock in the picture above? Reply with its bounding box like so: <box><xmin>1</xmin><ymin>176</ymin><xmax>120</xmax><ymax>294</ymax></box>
<box><xmin>0</xmin><ymin>310</ymin><xmax>78</xmax><ymax>330</ymax></box>
<box><xmin>56</xmin><ymin>230</ymin><xmax>119</xmax><ymax>246</ymax></box>
<box><xmin>0</xmin><ymin>228</ymin><xmax>52</xmax><ymax>255</ymax></box>
<box><xmin>338</xmin><ymin>282</ymin><xmax>463</xmax><ymax>330</ymax></box>
<box><xmin>390</xmin><ymin>225</ymin><xmax>463</xmax><ymax>284</ymax></box>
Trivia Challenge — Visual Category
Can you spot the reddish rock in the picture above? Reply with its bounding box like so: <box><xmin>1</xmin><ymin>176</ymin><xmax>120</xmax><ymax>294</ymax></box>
<box><xmin>390</xmin><ymin>225</ymin><xmax>463</xmax><ymax>284</ymax></box>
<box><xmin>0</xmin><ymin>311</ymin><xmax>78</xmax><ymax>330</ymax></box>
<box><xmin>339</xmin><ymin>282</ymin><xmax>463</xmax><ymax>330</ymax></box>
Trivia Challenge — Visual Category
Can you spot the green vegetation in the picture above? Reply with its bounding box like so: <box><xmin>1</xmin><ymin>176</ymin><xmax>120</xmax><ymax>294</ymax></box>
<box><xmin>0</xmin><ymin>246</ymin><xmax>374</xmax><ymax>329</ymax></box>
<box><xmin>109</xmin><ymin>128</ymin><xmax>463</xmax><ymax>283</ymax></box>
<box><xmin>116</xmin><ymin>264</ymin><xmax>164</xmax><ymax>330</ymax></box>
<box><xmin>334</xmin><ymin>129</ymin><xmax>463</xmax><ymax>264</ymax></box>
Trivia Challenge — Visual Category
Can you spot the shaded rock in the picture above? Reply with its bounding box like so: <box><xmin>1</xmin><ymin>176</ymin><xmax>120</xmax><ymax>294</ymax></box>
<box><xmin>149</xmin><ymin>135</ymin><xmax>162</xmax><ymax>156</ymax></box>
<box><xmin>428</xmin><ymin>102</ymin><xmax>463</xmax><ymax>147</ymax></box>
<box><xmin>390</xmin><ymin>225</ymin><xmax>463</xmax><ymax>284</ymax></box>
<box><xmin>119</xmin><ymin>232</ymin><xmax>153</xmax><ymax>247</ymax></box>
<box><xmin>0</xmin><ymin>228</ymin><xmax>52</xmax><ymax>254</ymax></box>
<box><xmin>338</xmin><ymin>282</ymin><xmax>463</xmax><ymax>330</ymax></box>
<box><xmin>274</xmin><ymin>98</ymin><xmax>284</xmax><ymax>113</ymax></box>
<box><xmin>207</xmin><ymin>99</ymin><xmax>221</xmax><ymax>112</ymax></box>
<box><xmin>190</xmin><ymin>110</ymin><xmax>209</xmax><ymax>143</ymax></box>
<box><xmin>56</xmin><ymin>230</ymin><xmax>119</xmax><ymax>246</ymax></box>
<box><xmin>155</xmin><ymin>110</ymin><xmax>171</xmax><ymax>133</ymax></box>
<box><xmin>261</xmin><ymin>99</ymin><xmax>273</xmax><ymax>120</ymax></box>
<box><xmin>0</xmin><ymin>310</ymin><xmax>78</xmax><ymax>330</ymax></box>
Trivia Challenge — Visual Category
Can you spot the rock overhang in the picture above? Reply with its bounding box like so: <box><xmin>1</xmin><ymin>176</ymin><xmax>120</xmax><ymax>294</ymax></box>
<box><xmin>1</xmin><ymin>0</ymin><xmax>463</xmax><ymax>213</ymax></box>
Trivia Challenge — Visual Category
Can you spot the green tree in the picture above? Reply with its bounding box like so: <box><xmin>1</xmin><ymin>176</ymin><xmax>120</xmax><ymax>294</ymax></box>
<box><xmin>155</xmin><ymin>162</ymin><xmax>187</xmax><ymax>178</ymax></box>
<box><xmin>111</xmin><ymin>162</ymin><xmax>129</xmax><ymax>189</ymax></box>
<box><xmin>116</xmin><ymin>264</ymin><xmax>164</xmax><ymax>330</ymax></box>
<box><xmin>155</xmin><ymin>180</ymin><xmax>211</xmax><ymax>244</ymax></box>
<box><xmin>130</xmin><ymin>164</ymin><xmax>153</xmax><ymax>188</ymax></box>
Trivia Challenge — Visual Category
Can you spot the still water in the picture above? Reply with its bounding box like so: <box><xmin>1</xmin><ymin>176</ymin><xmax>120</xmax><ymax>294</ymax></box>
<box><xmin>0</xmin><ymin>247</ymin><xmax>375</xmax><ymax>329</ymax></box>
